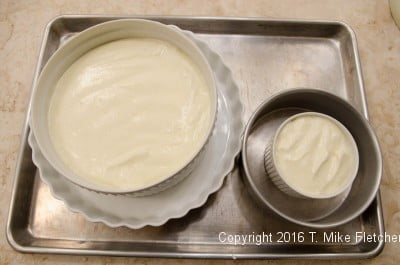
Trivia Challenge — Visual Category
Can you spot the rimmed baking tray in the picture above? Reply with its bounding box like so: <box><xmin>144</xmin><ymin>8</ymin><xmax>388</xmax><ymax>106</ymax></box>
<box><xmin>6</xmin><ymin>15</ymin><xmax>385</xmax><ymax>259</ymax></box>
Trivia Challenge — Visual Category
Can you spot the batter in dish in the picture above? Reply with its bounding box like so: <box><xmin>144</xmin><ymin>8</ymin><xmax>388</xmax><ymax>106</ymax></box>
<box><xmin>274</xmin><ymin>114</ymin><xmax>358</xmax><ymax>196</ymax></box>
<box><xmin>48</xmin><ymin>38</ymin><xmax>212</xmax><ymax>190</ymax></box>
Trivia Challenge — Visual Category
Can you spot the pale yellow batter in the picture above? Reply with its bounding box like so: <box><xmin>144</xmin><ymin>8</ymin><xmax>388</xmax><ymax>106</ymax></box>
<box><xmin>274</xmin><ymin>114</ymin><xmax>358</xmax><ymax>197</ymax></box>
<box><xmin>48</xmin><ymin>38</ymin><xmax>212</xmax><ymax>190</ymax></box>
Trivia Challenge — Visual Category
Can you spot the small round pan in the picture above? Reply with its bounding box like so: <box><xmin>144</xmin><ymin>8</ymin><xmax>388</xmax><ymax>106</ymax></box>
<box><xmin>241</xmin><ymin>88</ymin><xmax>382</xmax><ymax>228</ymax></box>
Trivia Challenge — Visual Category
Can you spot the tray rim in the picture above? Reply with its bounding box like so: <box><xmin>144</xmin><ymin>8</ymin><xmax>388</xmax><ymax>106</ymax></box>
<box><xmin>6</xmin><ymin>15</ymin><xmax>385</xmax><ymax>259</ymax></box>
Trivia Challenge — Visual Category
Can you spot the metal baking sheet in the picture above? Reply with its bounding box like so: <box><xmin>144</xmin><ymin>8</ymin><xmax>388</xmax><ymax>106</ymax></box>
<box><xmin>6</xmin><ymin>15</ymin><xmax>385</xmax><ymax>259</ymax></box>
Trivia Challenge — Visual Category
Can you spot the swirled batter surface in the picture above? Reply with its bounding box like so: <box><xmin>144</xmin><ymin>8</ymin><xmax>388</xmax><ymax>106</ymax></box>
<box><xmin>48</xmin><ymin>38</ymin><xmax>211</xmax><ymax>190</ymax></box>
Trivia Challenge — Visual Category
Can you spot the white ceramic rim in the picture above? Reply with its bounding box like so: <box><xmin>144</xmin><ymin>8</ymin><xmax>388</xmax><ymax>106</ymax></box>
<box><xmin>271</xmin><ymin>111</ymin><xmax>360</xmax><ymax>199</ymax></box>
<box><xmin>30</xmin><ymin>19</ymin><xmax>218</xmax><ymax>194</ymax></box>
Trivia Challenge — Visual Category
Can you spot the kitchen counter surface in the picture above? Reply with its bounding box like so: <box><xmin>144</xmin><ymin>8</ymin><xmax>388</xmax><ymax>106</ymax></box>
<box><xmin>0</xmin><ymin>0</ymin><xmax>399</xmax><ymax>264</ymax></box>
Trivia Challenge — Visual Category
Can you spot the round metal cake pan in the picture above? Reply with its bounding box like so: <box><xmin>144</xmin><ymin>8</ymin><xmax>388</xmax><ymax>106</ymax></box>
<box><xmin>241</xmin><ymin>88</ymin><xmax>382</xmax><ymax>228</ymax></box>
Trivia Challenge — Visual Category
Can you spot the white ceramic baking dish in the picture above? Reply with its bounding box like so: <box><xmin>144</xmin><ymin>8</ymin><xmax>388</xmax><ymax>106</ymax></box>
<box><xmin>30</xmin><ymin>19</ymin><xmax>218</xmax><ymax>196</ymax></box>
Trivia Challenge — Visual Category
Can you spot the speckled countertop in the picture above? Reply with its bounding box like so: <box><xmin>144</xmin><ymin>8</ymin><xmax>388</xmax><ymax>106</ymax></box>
<box><xmin>1</xmin><ymin>0</ymin><xmax>399</xmax><ymax>264</ymax></box>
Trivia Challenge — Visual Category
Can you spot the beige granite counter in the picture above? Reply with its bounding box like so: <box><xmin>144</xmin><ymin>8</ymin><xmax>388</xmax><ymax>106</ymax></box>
<box><xmin>1</xmin><ymin>0</ymin><xmax>399</xmax><ymax>264</ymax></box>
